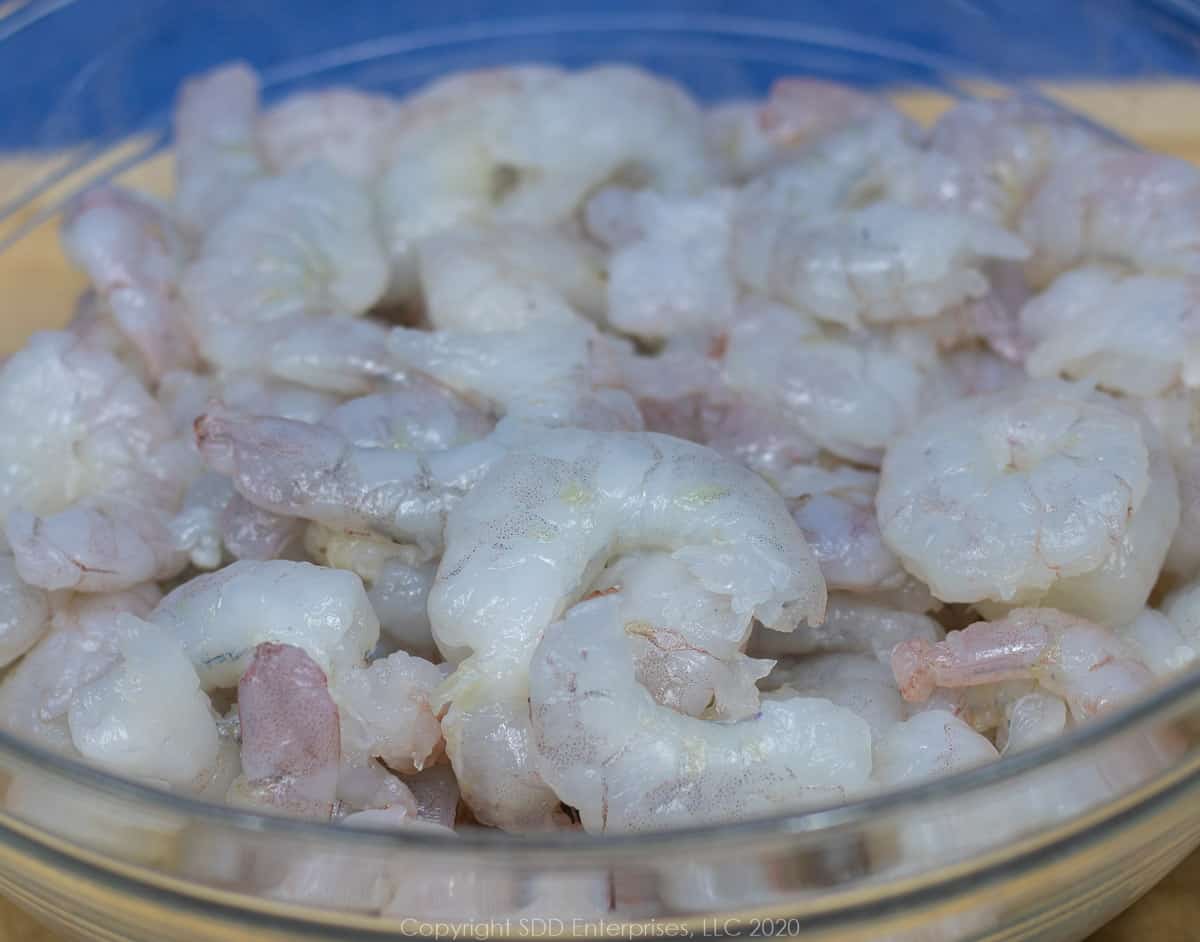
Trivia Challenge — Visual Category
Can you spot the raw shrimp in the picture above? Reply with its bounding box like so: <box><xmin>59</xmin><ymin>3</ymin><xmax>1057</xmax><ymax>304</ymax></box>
<box><xmin>918</xmin><ymin>347</ymin><xmax>1025</xmax><ymax>409</ymax></box>
<box><xmin>376</xmin><ymin>66</ymin><xmax>563</xmax><ymax>299</ymax></box>
<box><xmin>171</xmin><ymin>473</ymin><xmax>302</xmax><ymax>570</ymax></box>
<box><xmin>1021</xmin><ymin>149</ymin><xmax>1200</xmax><ymax>285</ymax></box>
<box><xmin>364</xmin><ymin>558</ymin><xmax>439</xmax><ymax>660</ymax></box>
<box><xmin>231</xmin><ymin>642</ymin><xmax>340</xmax><ymax>818</ymax></box>
<box><xmin>0</xmin><ymin>554</ymin><xmax>49</xmax><ymax>667</ymax></box>
<box><xmin>596</xmin><ymin>188</ymin><xmax>738</xmax><ymax>341</ymax></box>
<box><xmin>764</xmin><ymin>653</ymin><xmax>905</xmax><ymax>739</ymax></box>
<box><xmin>748</xmin><ymin>594</ymin><xmax>942</xmax><ymax>665</ymax></box>
<box><xmin>1019</xmin><ymin>267</ymin><xmax>1200</xmax><ymax>396</ymax></box>
<box><xmin>402</xmin><ymin>764</ymin><xmax>461</xmax><ymax>828</ymax></box>
<box><xmin>432</xmin><ymin>427</ymin><xmax>824</xmax><ymax>828</ymax></box>
<box><xmin>68</xmin><ymin>615</ymin><xmax>219</xmax><ymax>789</ymax></box>
<box><xmin>417</xmin><ymin>223</ymin><xmax>606</xmax><ymax>332</ymax></box>
<box><xmin>61</xmin><ymin>186</ymin><xmax>195</xmax><ymax>377</ymax></box>
<box><xmin>1157</xmin><ymin>581</ymin><xmax>1200</xmax><ymax>672</ymax></box>
<box><xmin>180</xmin><ymin>162</ymin><xmax>389</xmax><ymax>377</ymax></box>
<box><xmin>892</xmin><ymin>608</ymin><xmax>1155</xmax><ymax>720</ymax></box>
<box><xmin>335</xmin><ymin>649</ymin><xmax>445</xmax><ymax>774</ymax></box>
<box><xmin>156</xmin><ymin>371</ymin><xmax>342</xmax><ymax>434</ymax></box>
<box><xmin>704</xmin><ymin>79</ymin><xmax>906</xmax><ymax>181</ymax></box>
<box><xmin>925</xmin><ymin>97</ymin><xmax>1102</xmax><ymax>225</ymax></box>
<box><xmin>0</xmin><ymin>332</ymin><xmax>188</xmax><ymax>591</ymax></box>
<box><xmin>322</xmin><ymin>382</ymin><xmax>494</xmax><ymax>453</ymax></box>
<box><xmin>721</xmin><ymin>301</ymin><xmax>923</xmax><ymax>465</ymax></box>
<box><xmin>590</xmin><ymin>552</ymin><xmax>773</xmax><ymax>721</ymax></box>
<box><xmin>488</xmin><ymin>66</ymin><xmax>716</xmax><ymax>224</ymax></box>
<box><xmin>149</xmin><ymin>559</ymin><xmax>379</xmax><ymax>690</ymax></box>
<box><xmin>999</xmin><ymin>691</ymin><xmax>1069</xmax><ymax>753</ymax></box>
<box><xmin>258</xmin><ymin>88</ymin><xmax>401</xmax><ymax>181</ymax></box>
<box><xmin>173</xmin><ymin>62</ymin><xmax>264</xmax><ymax>239</ymax></box>
<box><xmin>876</xmin><ymin>382</ymin><xmax>1166</xmax><ymax>609</ymax></box>
<box><xmin>529</xmin><ymin>595</ymin><xmax>870</xmax><ymax>833</ymax></box>
<box><xmin>873</xmin><ymin>710</ymin><xmax>999</xmax><ymax>787</ymax></box>
<box><xmin>732</xmin><ymin>201</ymin><xmax>1028</xmax><ymax>330</ymax></box>
<box><xmin>778</xmin><ymin>465</ymin><xmax>907</xmax><ymax>593</ymax></box>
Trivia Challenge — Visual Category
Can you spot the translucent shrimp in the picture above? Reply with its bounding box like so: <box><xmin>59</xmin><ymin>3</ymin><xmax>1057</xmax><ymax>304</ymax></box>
<box><xmin>1021</xmin><ymin>149</ymin><xmax>1200</xmax><ymax>285</ymax></box>
<box><xmin>763</xmin><ymin>653</ymin><xmax>906</xmax><ymax>739</ymax></box>
<box><xmin>1157</xmin><ymin>582</ymin><xmax>1200</xmax><ymax>672</ymax></box>
<box><xmin>876</xmin><ymin>383</ymin><xmax>1173</xmax><ymax>618</ymax></box>
<box><xmin>157</xmin><ymin>371</ymin><xmax>342</xmax><ymax>434</ymax></box>
<box><xmin>488</xmin><ymin>65</ymin><xmax>716</xmax><ymax>224</ymax></box>
<box><xmin>0</xmin><ymin>585</ymin><xmax>160</xmax><ymax>755</ymax></box>
<box><xmin>417</xmin><ymin>223</ymin><xmax>606</xmax><ymax>332</ymax></box>
<box><xmin>433</xmin><ymin>428</ymin><xmax>825</xmax><ymax>828</ymax></box>
<box><xmin>68</xmin><ymin>615</ymin><xmax>219</xmax><ymax>789</ymax></box>
<box><xmin>873</xmin><ymin>710</ymin><xmax>999</xmax><ymax>787</ymax></box>
<box><xmin>918</xmin><ymin>347</ymin><xmax>1025</xmax><ymax>410</ymax></box>
<box><xmin>777</xmin><ymin>465</ymin><xmax>907</xmax><ymax>593</ymax></box>
<box><xmin>229</xmin><ymin>642</ymin><xmax>340</xmax><ymax>818</ymax></box>
<box><xmin>732</xmin><ymin>202</ymin><xmax>1029</xmax><ymax>330</ymax></box>
<box><xmin>402</xmin><ymin>764</ymin><xmax>462</xmax><ymax>829</ymax></box>
<box><xmin>529</xmin><ymin>595</ymin><xmax>871</xmax><ymax>833</ymax></box>
<box><xmin>721</xmin><ymin>301</ymin><xmax>924</xmax><ymax>465</ymax></box>
<box><xmin>180</xmin><ymin>162</ymin><xmax>390</xmax><ymax>377</ymax></box>
<box><xmin>364</xmin><ymin>558</ymin><xmax>439</xmax><ymax>660</ymax></box>
<box><xmin>149</xmin><ymin>559</ymin><xmax>379</xmax><ymax>690</ymax></box>
<box><xmin>925</xmin><ymin>97</ymin><xmax>1102</xmax><ymax>225</ymax></box>
<box><xmin>998</xmin><ymin>691</ymin><xmax>1069</xmax><ymax>754</ymax></box>
<box><xmin>171</xmin><ymin>472</ymin><xmax>302</xmax><ymax>570</ymax></box>
<box><xmin>589</xmin><ymin>552</ymin><xmax>773</xmax><ymax>721</ymax></box>
<box><xmin>0</xmin><ymin>556</ymin><xmax>49</xmax><ymax>668</ymax></box>
<box><xmin>0</xmin><ymin>332</ymin><xmax>188</xmax><ymax>591</ymax></box>
<box><xmin>257</xmin><ymin>88</ymin><xmax>401</xmax><ymax>181</ymax></box>
<box><xmin>892</xmin><ymin>608</ymin><xmax>1156</xmax><ymax>720</ymax></box>
<box><xmin>61</xmin><ymin>186</ymin><xmax>195</xmax><ymax>377</ymax></box>
<box><xmin>748</xmin><ymin>594</ymin><xmax>943</xmax><ymax>665</ymax></box>
<box><xmin>173</xmin><ymin>62</ymin><xmax>265</xmax><ymax>239</ymax></box>
<box><xmin>376</xmin><ymin>65</ymin><xmax>563</xmax><ymax>300</ymax></box>
<box><xmin>1018</xmin><ymin>267</ymin><xmax>1200</xmax><ymax>397</ymax></box>
<box><xmin>593</xmin><ymin>187</ymin><xmax>738</xmax><ymax>341</ymax></box>
<box><xmin>704</xmin><ymin>79</ymin><xmax>907</xmax><ymax>181</ymax></box>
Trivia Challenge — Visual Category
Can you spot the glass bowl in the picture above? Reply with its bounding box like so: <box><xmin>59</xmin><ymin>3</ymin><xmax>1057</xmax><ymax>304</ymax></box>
<box><xmin>3</xmin><ymin>2</ymin><xmax>1200</xmax><ymax>940</ymax></box>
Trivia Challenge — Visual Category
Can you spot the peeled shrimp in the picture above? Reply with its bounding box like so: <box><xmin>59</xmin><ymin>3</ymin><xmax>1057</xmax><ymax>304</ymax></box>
<box><xmin>893</xmin><ymin>608</ymin><xmax>1155</xmax><ymax>720</ymax></box>
<box><xmin>1156</xmin><ymin>582</ymin><xmax>1200</xmax><ymax>672</ymax></box>
<box><xmin>1022</xmin><ymin>149</ymin><xmax>1200</xmax><ymax>285</ymax></box>
<box><xmin>432</xmin><ymin>427</ymin><xmax>824</xmax><ymax>828</ymax></box>
<box><xmin>364</xmin><ymin>558</ymin><xmax>439</xmax><ymax>660</ymax></box>
<box><xmin>764</xmin><ymin>652</ymin><xmax>906</xmax><ymax>739</ymax></box>
<box><xmin>231</xmin><ymin>642</ymin><xmax>340</xmax><ymax>818</ymax></box>
<box><xmin>173</xmin><ymin>62</ymin><xmax>264</xmax><ymax>239</ymax></box>
<box><xmin>172</xmin><ymin>472</ymin><xmax>302</xmax><ymax>570</ymax></box>
<box><xmin>149</xmin><ymin>559</ymin><xmax>379</xmax><ymax>690</ymax></box>
<box><xmin>733</xmin><ymin>202</ymin><xmax>1028</xmax><ymax>330</ymax></box>
<box><xmin>61</xmin><ymin>186</ymin><xmax>195</xmax><ymax>377</ymax></box>
<box><xmin>722</xmin><ymin>301</ymin><xmax>923</xmax><ymax>465</ymax></box>
<box><xmin>0</xmin><ymin>555</ymin><xmax>49</xmax><ymax>667</ymax></box>
<box><xmin>1019</xmin><ymin>267</ymin><xmax>1200</xmax><ymax>396</ymax></box>
<box><xmin>0</xmin><ymin>332</ymin><xmax>188</xmax><ymax>591</ymax></box>
<box><xmin>874</xmin><ymin>710</ymin><xmax>999</xmax><ymax>787</ymax></box>
<box><xmin>181</xmin><ymin>162</ymin><xmax>389</xmax><ymax>377</ymax></box>
<box><xmin>876</xmin><ymin>382</ymin><xmax>1167</xmax><ymax>611</ymax></box>
<box><xmin>258</xmin><ymin>88</ymin><xmax>401</xmax><ymax>182</ymax></box>
<box><xmin>529</xmin><ymin>595</ymin><xmax>870</xmax><ymax>832</ymax></box>
<box><xmin>68</xmin><ymin>615</ymin><xmax>219</xmax><ymax>789</ymax></box>
<box><xmin>417</xmin><ymin>223</ymin><xmax>606</xmax><ymax>332</ymax></box>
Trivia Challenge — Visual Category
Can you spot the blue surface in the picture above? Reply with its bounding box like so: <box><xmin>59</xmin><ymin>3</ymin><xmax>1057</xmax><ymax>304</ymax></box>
<box><xmin>4</xmin><ymin>0</ymin><xmax>1200</xmax><ymax>148</ymax></box>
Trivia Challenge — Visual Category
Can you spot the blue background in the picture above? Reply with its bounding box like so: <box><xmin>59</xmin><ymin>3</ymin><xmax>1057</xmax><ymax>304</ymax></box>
<box><xmin>5</xmin><ymin>0</ymin><xmax>1200</xmax><ymax>148</ymax></box>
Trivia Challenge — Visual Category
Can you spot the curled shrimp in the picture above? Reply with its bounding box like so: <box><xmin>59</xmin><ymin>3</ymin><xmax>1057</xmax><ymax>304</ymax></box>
<box><xmin>68</xmin><ymin>615</ymin><xmax>219</xmax><ymax>789</ymax></box>
<box><xmin>892</xmin><ymin>608</ymin><xmax>1155</xmax><ymax>720</ymax></box>
<box><xmin>173</xmin><ymin>62</ymin><xmax>265</xmax><ymax>239</ymax></box>
<box><xmin>873</xmin><ymin>709</ymin><xmax>999</xmax><ymax>787</ymax></box>
<box><xmin>417</xmin><ymin>223</ymin><xmax>606</xmax><ymax>333</ymax></box>
<box><xmin>257</xmin><ymin>88</ymin><xmax>401</xmax><ymax>182</ymax></box>
<box><xmin>180</xmin><ymin>162</ymin><xmax>390</xmax><ymax>379</ymax></box>
<box><xmin>432</xmin><ymin>427</ymin><xmax>824</xmax><ymax>828</ymax></box>
<box><xmin>0</xmin><ymin>332</ymin><xmax>189</xmax><ymax>591</ymax></box>
<box><xmin>1021</xmin><ymin>149</ymin><xmax>1200</xmax><ymax>285</ymax></box>
<box><xmin>529</xmin><ymin>594</ymin><xmax>870</xmax><ymax>833</ymax></box>
<box><xmin>732</xmin><ymin>201</ymin><xmax>1028</xmax><ymax>330</ymax></box>
<box><xmin>230</xmin><ymin>642</ymin><xmax>340</xmax><ymax>818</ymax></box>
<box><xmin>876</xmin><ymin>382</ymin><xmax>1174</xmax><ymax>620</ymax></box>
<box><xmin>61</xmin><ymin>186</ymin><xmax>195</xmax><ymax>377</ymax></box>
<box><xmin>764</xmin><ymin>652</ymin><xmax>906</xmax><ymax>739</ymax></box>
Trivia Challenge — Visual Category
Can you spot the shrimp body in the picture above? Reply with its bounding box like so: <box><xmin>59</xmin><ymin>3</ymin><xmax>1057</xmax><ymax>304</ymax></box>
<box><xmin>874</xmin><ymin>710</ymin><xmax>999</xmax><ymax>786</ymax></box>
<box><xmin>0</xmin><ymin>555</ymin><xmax>49</xmax><ymax>667</ymax></box>
<box><xmin>765</xmin><ymin>652</ymin><xmax>906</xmax><ymax>739</ymax></box>
<box><xmin>432</xmin><ymin>427</ymin><xmax>824</xmax><ymax>828</ymax></box>
<box><xmin>529</xmin><ymin>595</ymin><xmax>871</xmax><ymax>832</ymax></box>
<box><xmin>892</xmin><ymin>608</ymin><xmax>1155</xmax><ymax>719</ymax></box>
<box><xmin>61</xmin><ymin>186</ymin><xmax>195</xmax><ymax>377</ymax></box>
<box><xmin>732</xmin><ymin>202</ymin><xmax>1028</xmax><ymax>330</ymax></box>
<box><xmin>877</xmin><ymin>383</ymin><xmax>1159</xmax><ymax>606</ymax></box>
<box><xmin>150</xmin><ymin>559</ymin><xmax>379</xmax><ymax>690</ymax></box>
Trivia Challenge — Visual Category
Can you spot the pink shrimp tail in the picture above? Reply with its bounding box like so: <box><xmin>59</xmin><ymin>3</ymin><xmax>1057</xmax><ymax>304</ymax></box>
<box><xmin>892</xmin><ymin>638</ymin><xmax>939</xmax><ymax>703</ymax></box>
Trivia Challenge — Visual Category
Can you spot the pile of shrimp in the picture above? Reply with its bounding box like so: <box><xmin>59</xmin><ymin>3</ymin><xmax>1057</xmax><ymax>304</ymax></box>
<box><xmin>1</xmin><ymin>61</ymin><xmax>1198</xmax><ymax>913</ymax></box>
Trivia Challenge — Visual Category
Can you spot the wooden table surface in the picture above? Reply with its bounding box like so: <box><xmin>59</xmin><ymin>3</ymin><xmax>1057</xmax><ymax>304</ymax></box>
<box><xmin>1</xmin><ymin>81</ymin><xmax>1199</xmax><ymax>940</ymax></box>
